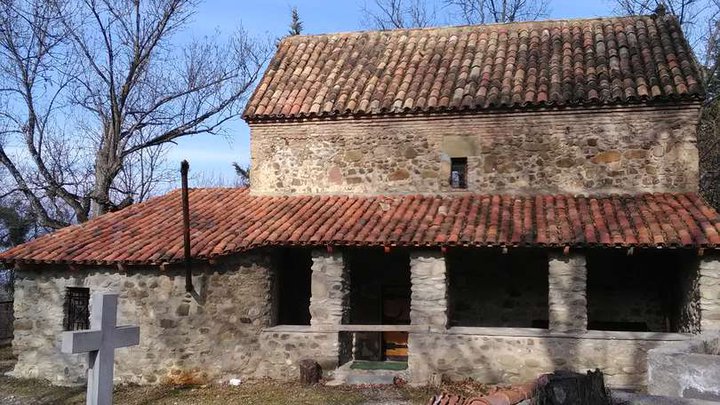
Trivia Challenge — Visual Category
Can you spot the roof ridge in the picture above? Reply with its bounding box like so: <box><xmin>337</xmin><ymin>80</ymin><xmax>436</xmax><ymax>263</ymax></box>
<box><xmin>280</xmin><ymin>14</ymin><xmax>658</xmax><ymax>40</ymax></box>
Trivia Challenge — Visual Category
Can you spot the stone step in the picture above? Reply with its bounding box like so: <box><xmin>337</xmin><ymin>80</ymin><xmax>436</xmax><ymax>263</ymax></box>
<box><xmin>326</xmin><ymin>362</ymin><xmax>409</xmax><ymax>386</ymax></box>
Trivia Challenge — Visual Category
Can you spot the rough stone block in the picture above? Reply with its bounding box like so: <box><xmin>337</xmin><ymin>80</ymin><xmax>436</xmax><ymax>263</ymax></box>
<box><xmin>648</xmin><ymin>336</ymin><xmax>720</xmax><ymax>400</ymax></box>
<box><xmin>549</xmin><ymin>254</ymin><xmax>587</xmax><ymax>333</ymax></box>
<box><xmin>309</xmin><ymin>251</ymin><xmax>347</xmax><ymax>326</ymax></box>
<box><xmin>700</xmin><ymin>258</ymin><xmax>720</xmax><ymax>332</ymax></box>
<box><xmin>409</xmin><ymin>252</ymin><xmax>447</xmax><ymax>328</ymax></box>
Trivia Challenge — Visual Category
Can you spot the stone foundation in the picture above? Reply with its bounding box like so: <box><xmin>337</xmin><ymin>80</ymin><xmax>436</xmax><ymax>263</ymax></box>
<box><xmin>409</xmin><ymin>329</ymin><xmax>690</xmax><ymax>388</ymax></box>
<box><xmin>256</xmin><ymin>328</ymin><xmax>341</xmax><ymax>380</ymax></box>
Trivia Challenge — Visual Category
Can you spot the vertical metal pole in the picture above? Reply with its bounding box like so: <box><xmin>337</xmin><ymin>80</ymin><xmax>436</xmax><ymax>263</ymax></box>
<box><xmin>181</xmin><ymin>160</ymin><xmax>193</xmax><ymax>293</ymax></box>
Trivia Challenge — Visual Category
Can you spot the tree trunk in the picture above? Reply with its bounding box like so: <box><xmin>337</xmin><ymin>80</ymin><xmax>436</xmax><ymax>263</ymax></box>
<box><xmin>298</xmin><ymin>359</ymin><xmax>321</xmax><ymax>386</ymax></box>
<box><xmin>92</xmin><ymin>140</ymin><xmax>122</xmax><ymax>217</ymax></box>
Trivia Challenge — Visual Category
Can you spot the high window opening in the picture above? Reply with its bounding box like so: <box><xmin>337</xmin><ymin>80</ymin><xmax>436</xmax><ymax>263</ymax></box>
<box><xmin>450</xmin><ymin>157</ymin><xmax>468</xmax><ymax>189</ymax></box>
<box><xmin>586</xmin><ymin>251</ymin><xmax>698</xmax><ymax>333</ymax></box>
<box><xmin>347</xmin><ymin>249</ymin><xmax>411</xmax><ymax>362</ymax></box>
<box><xmin>448</xmin><ymin>249</ymin><xmax>549</xmax><ymax>328</ymax></box>
<box><xmin>63</xmin><ymin>287</ymin><xmax>90</xmax><ymax>331</ymax></box>
<box><xmin>276</xmin><ymin>248</ymin><xmax>312</xmax><ymax>325</ymax></box>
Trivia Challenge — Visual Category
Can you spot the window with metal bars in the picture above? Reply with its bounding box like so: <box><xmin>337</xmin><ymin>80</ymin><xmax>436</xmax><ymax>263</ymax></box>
<box><xmin>450</xmin><ymin>157</ymin><xmax>468</xmax><ymax>189</ymax></box>
<box><xmin>63</xmin><ymin>287</ymin><xmax>90</xmax><ymax>331</ymax></box>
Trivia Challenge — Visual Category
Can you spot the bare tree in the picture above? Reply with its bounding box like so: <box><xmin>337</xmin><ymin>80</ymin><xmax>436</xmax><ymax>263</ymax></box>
<box><xmin>445</xmin><ymin>0</ymin><xmax>549</xmax><ymax>24</ymax></box>
<box><xmin>361</xmin><ymin>0</ymin><xmax>437</xmax><ymax>29</ymax></box>
<box><xmin>0</xmin><ymin>0</ymin><xmax>268</xmax><ymax>228</ymax></box>
<box><xmin>114</xmin><ymin>144</ymin><xmax>174</xmax><ymax>207</ymax></box>
<box><xmin>361</xmin><ymin>0</ymin><xmax>549</xmax><ymax>29</ymax></box>
<box><xmin>614</xmin><ymin>0</ymin><xmax>700</xmax><ymax>25</ymax></box>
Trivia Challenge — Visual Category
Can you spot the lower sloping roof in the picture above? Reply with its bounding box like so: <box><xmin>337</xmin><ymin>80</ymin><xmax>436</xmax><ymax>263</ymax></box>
<box><xmin>1</xmin><ymin>189</ymin><xmax>718</xmax><ymax>266</ymax></box>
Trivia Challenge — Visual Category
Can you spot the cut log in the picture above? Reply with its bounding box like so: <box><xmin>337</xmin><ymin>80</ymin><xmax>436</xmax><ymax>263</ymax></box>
<box><xmin>298</xmin><ymin>359</ymin><xmax>321</xmax><ymax>386</ymax></box>
<box><xmin>535</xmin><ymin>369</ymin><xmax>611</xmax><ymax>405</ymax></box>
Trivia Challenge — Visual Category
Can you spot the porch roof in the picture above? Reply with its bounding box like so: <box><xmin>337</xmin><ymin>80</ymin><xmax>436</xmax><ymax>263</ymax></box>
<box><xmin>1</xmin><ymin>189</ymin><xmax>719</xmax><ymax>266</ymax></box>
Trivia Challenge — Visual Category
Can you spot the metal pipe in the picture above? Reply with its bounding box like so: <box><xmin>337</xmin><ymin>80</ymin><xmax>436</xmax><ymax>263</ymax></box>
<box><xmin>181</xmin><ymin>160</ymin><xmax>193</xmax><ymax>293</ymax></box>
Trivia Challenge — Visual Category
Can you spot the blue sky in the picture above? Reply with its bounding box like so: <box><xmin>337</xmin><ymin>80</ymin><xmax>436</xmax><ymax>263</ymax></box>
<box><xmin>172</xmin><ymin>0</ymin><xmax>612</xmax><ymax>183</ymax></box>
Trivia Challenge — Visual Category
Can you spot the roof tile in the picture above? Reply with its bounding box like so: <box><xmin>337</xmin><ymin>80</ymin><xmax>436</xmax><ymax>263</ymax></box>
<box><xmin>1</xmin><ymin>189</ymin><xmax>718</xmax><ymax>266</ymax></box>
<box><xmin>245</xmin><ymin>15</ymin><xmax>703</xmax><ymax>121</ymax></box>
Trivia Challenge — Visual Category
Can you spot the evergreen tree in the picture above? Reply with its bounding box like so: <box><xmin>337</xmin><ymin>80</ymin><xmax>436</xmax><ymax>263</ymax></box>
<box><xmin>289</xmin><ymin>7</ymin><xmax>303</xmax><ymax>36</ymax></box>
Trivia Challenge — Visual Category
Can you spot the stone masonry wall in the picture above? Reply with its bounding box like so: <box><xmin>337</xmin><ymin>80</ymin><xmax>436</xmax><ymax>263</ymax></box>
<box><xmin>409</xmin><ymin>252</ymin><xmax>447</xmax><ymax>329</ymax></box>
<box><xmin>409</xmin><ymin>331</ymin><xmax>687</xmax><ymax>389</ymax></box>
<box><xmin>548</xmin><ymin>254</ymin><xmax>587</xmax><ymax>333</ymax></box>
<box><xmin>249</xmin><ymin>105</ymin><xmax>701</xmax><ymax>195</ymax></box>
<box><xmin>255</xmin><ymin>330</ymin><xmax>341</xmax><ymax>380</ymax></box>
<box><xmin>309</xmin><ymin>251</ymin><xmax>347</xmax><ymax>326</ymax></box>
<box><xmin>700</xmin><ymin>258</ymin><xmax>720</xmax><ymax>331</ymax></box>
<box><xmin>11</xmin><ymin>254</ymin><xmax>284</xmax><ymax>385</ymax></box>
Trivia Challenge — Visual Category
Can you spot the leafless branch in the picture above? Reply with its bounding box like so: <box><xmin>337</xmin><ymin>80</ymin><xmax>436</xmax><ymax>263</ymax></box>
<box><xmin>0</xmin><ymin>0</ymin><xmax>268</xmax><ymax>228</ymax></box>
<box><xmin>361</xmin><ymin>0</ymin><xmax>437</xmax><ymax>29</ymax></box>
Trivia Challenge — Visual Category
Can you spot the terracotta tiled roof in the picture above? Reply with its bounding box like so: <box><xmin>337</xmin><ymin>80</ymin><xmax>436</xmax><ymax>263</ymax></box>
<box><xmin>1</xmin><ymin>189</ymin><xmax>718</xmax><ymax>266</ymax></box>
<box><xmin>244</xmin><ymin>15</ymin><xmax>703</xmax><ymax>121</ymax></box>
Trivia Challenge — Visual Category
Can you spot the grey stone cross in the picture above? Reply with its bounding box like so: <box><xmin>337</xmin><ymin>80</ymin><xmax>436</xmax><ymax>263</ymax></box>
<box><xmin>61</xmin><ymin>293</ymin><xmax>140</xmax><ymax>405</ymax></box>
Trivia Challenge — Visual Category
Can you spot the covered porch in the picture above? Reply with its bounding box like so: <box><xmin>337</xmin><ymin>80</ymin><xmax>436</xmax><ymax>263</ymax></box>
<box><xmin>262</xmin><ymin>246</ymin><xmax>720</xmax><ymax>387</ymax></box>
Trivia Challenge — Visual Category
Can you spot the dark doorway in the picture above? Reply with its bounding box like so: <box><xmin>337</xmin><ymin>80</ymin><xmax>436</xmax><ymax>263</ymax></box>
<box><xmin>447</xmin><ymin>249</ymin><xmax>549</xmax><ymax>328</ymax></box>
<box><xmin>347</xmin><ymin>249</ymin><xmax>410</xmax><ymax>362</ymax></box>
<box><xmin>586</xmin><ymin>250</ymin><xmax>698</xmax><ymax>333</ymax></box>
<box><xmin>276</xmin><ymin>248</ymin><xmax>312</xmax><ymax>325</ymax></box>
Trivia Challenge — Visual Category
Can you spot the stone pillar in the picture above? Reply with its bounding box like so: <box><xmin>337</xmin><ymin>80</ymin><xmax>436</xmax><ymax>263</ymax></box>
<box><xmin>700</xmin><ymin>258</ymin><xmax>720</xmax><ymax>332</ymax></box>
<box><xmin>309</xmin><ymin>251</ymin><xmax>347</xmax><ymax>326</ymax></box>
<box><xmin>409</xmin><ymin>251</ymin><xmax>447</xmax><ymax>330</ymax></box>
<box><xmin>548</xmin><ymin>254</ymin><xmax>587</xmax><ymax>333</ymax></box>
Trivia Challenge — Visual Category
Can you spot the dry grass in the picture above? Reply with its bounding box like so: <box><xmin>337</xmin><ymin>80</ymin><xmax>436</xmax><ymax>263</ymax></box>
<box><xmin>0</xmin><ymin>348</ymin><xmax>496</xmax><ymax>405</ymax></box>
<box><xmin>0</xmin><ymin>377</ymin><xmax>437</xmax><ymax>404</ymax></box>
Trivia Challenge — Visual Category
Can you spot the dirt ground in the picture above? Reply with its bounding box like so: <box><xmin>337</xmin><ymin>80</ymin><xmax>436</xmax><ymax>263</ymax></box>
<box><xmin>0</xmin><ymin>345</ymin><xmax>498</xmax><ymax>405</ymax></box>
<box><xmin>0</xmin><ymin>377</ymin><xmax>435</xmax><ymax>405</ymax></box>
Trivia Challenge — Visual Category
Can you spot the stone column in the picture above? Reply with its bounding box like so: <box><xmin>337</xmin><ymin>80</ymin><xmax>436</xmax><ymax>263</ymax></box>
<box><xmin>700</xmin><ymin>258</ymin><xmax>720</xmax><ymax>332</ymax></box>
<box><xmin>309</xmin><ymin>251</ymin><xmax>347</xmax><ymax>326</ymax></box>
<box><xmin>548</xmin><ymin>254</ymin><xmax>587</xmax><ymax>333</ymax></box>
<box><xmin>409</xmin><ymin>251</ymin><xmax>447</xmax><ymax>330</ymax></box>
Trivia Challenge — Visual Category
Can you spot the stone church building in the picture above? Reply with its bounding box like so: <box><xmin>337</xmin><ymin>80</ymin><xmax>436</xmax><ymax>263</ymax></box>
<box><xmin>2</xmin><ymin>13</ymin><xmax>720</xmax><ymax>389</ymax></box>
